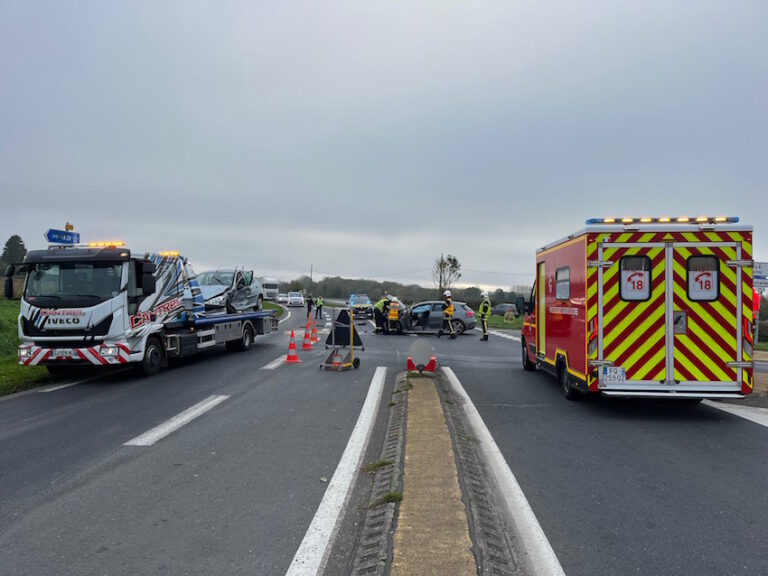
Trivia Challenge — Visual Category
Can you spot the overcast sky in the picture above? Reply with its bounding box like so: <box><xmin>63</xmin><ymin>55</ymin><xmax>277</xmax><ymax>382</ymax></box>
<box><xmin>2</xmin><ymin>1</ymin><xmax>766</xmax><ymax>290</ymax></box>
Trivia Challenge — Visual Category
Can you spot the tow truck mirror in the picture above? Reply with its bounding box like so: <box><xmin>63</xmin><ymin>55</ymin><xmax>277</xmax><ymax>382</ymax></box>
<box><xmin>141</xmin><ymin>274</ymin><xmax>156</xmax><ymax>294</ymax></box>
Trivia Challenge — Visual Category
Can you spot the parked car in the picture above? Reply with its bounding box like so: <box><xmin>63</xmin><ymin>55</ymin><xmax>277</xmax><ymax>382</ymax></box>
<box><xmin>491</xmin><ymin>303</ymin><xmax>518</xmax><ymax>317</ymax></box>
<box><xmin>399</xmin><ymin>300</ymin><xmax>476</xmax><ymax>335</ymax></box>
<box><xmin>276</xmin><ymin>293</ymin><xmax>288</xmax><ymax>304</ymax></box>
<box><xmin>287</xmin><ymin>291</ymin><xmax>305</xmax><ymax>307</ymax></box>
<box><xmin>347</xmin><ymin>293</ymin><xmax>374</xmax><ymax>319</ymax></box>
<box><xmin>196</xmin><ymin>269</ymin><xmax>264</xmax><ymax>313</ymax></box>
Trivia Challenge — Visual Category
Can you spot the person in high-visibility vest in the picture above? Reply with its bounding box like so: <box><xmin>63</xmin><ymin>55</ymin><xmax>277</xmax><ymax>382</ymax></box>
<box><xmin>388</xmin><ymin>298</ymin><xmax>400</xmax><ymax>334</ymax></box>
<box><xmin>315</xmin><ymin>295</ymin><xmax>324</xmax><ymax>319</ymax></box>
<box><xmin>478</xmin><ymin>290</ymin><xmax>491</xmax><ymax>341</ymax></box>
<box><xmin>374</xmin><ymin>296</ymin><xmax>389</xmax><ymax>334</ymax></box>
<box><xmin>437</xmin><ymin>290</ymin><xmax>457</xmax><ymax>339</ymax></box>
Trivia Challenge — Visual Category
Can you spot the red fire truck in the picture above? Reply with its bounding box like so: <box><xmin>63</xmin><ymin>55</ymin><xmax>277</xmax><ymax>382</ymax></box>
<box><xmin>519</xmin><ymin>217</ymin><xmax>755</xmax><ymax>401</ymax></box>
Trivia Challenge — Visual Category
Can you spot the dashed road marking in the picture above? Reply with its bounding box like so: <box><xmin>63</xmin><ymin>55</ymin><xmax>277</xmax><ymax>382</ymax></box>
<box><xmin>442</xmin><ymin>367</ymin><xmax>565</xmax><ymax>576</ymax></box>
<box><xmin>286</xmin><ymin>367</ymin><xmax>387</xmax><ymax>576</ymax></box>
<box><xmin>39</xmin><ymin>369</ymin><xmax>131</xmax><ymax>393</ymax></box>
<box><xmin>261</xmin><ymin>355</ymin><xmax>286</xmax><ymax>370</ymax></box>
<box><xmin>124</xmin><ymin>395</ymin><xmax>230</xmax><ymax>447</ymax></box>
<box><xmin>474</xmin><ymin>327</ymin><xmax>521</xmax><ymax>342</ymax></box>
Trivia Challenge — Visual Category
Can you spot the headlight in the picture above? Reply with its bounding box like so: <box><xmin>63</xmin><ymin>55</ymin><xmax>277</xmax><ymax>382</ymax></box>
<box><xmin>208</xmin><ymin>295</ymin><xmax>226</xmax><ymax>305</ymax></box>
<box><xmin>100</xmin><ymin>346</ymin><xmax>118</xmax><ymax>357</ymax></box>
<box><xmin>19</xmin><ymin>348</ymin><xmax>30</xmax><ymax>358</ymax></box>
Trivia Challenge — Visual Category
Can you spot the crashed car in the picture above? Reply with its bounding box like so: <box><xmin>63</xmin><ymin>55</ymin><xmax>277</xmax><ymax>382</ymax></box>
<box><xmin>398</xmin><ymin>300</ymin><xmax>476</xmax><ymax>335</ymax></box>
<box><xmin>347</xmin><ymin>294</ymin><xmax>374</xmax><ymax>319</ymax></box>
<box><xmin>196</xmin><ymin>269</ymin><xmax>264</xmax><ymax>313</ymax></box>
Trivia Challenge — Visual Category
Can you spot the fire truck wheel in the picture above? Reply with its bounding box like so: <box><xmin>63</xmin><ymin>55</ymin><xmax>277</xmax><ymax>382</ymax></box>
<box><xmin>521</xmin><ymin>341</ymin><xmax>535</xmax><ymax>371</ymax></box>
<box><xmin>141</xmin><ymin>337</ymin><xmax>164</xmax><ymax>377</ymax></box>
<box><xmin>560</xmin><ymin>365</ymin><xmax>581</xmax><ymax>401</ymax></box>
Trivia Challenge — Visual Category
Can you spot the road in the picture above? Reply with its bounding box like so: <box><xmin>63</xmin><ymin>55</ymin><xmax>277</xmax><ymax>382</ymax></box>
<box><xmin>1</xmin><ymin>310</ymin><xmax>767</xmax><ymax>575</ymax></box>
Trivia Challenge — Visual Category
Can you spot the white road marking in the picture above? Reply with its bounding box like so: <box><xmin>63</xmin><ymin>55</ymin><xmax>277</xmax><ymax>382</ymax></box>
<box><xmin>39</xmin><ymin>369</ymin><xmax>131</xmax><ymax>393</ymax></box>
<box><xmin>286</xmin><ymin>367</ymin><xmax>387</xmax><ymax>576</ymax></box>
<box><xmin>704</xmin><ymin>400</ymin><xmax>768</xmax><ymax>428</ymax></box>
<box><xmin>279</xmin><ymin>306</ymin><xmax>292</xmax><ymax>324</ymax></box>
<box><xmin>124</xmin><ymin>395</ymin><xmax>230</xmax><ymax>447</ymax></box>
<box><xmin>261</xmin><ymin>355</ymin><xmax>286</xmax><ymax>370</ymax></box>
<box><xmin>368</xmin><ymin>320</ymin><xmax>376</xmax><ymax>330</ymax></box>
<box><xmin>474</xmin><ymin>327</ymin><xmax>521</xmax><ymax>342</ymax></box>
<box><xmin>442</xmin><ymin>367</ymin><xmax>565</xmax><ymax>576</ymax></box>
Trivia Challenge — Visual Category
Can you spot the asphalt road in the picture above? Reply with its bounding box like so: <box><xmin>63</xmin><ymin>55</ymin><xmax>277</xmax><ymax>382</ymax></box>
<box><xmin>2</xmin><ymin>310</ymin><xmax>767</xmax><ymax>576</ymax></box>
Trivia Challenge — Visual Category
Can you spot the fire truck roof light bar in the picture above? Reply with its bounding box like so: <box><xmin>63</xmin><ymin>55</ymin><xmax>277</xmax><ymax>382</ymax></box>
<box><xmin>87</xmin><ymin>241</ymin><xmax>126</xmax><ymax>247</ymax></box>
<box><xmin>585</xmin><ymin>217</ymin><xmax>738</xmax><ymax>225</ymax></box>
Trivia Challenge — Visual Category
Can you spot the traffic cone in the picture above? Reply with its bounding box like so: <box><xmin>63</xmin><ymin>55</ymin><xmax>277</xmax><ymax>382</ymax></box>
<box><xmin>407</xmin><ymin>357</ymin><xmax>417</xmax><ymax>372</ymax></box>
<box><xmin>424</xmin><ymin>356</ymin><xmax>437</xmax><ymax>372</ymax></box>
<box><xmin>285</xmin><ymin>330</ymin><xmax>302</xmax><ymax>364</ymax></box>
<box><xmin>310</xmin><ymin>319</ymin><xmax>319</xmax><ymax>343</ymax></box>
<box><xmin>302</xmin><ymin>323</ymin><xmax>313</xmax><ymax>350</ymax></box>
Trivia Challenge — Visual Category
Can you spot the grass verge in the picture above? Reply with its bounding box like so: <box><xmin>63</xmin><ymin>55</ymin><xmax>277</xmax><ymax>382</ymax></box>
<box><xmin>755</xmin><ymin>341</ymin><xmax>768</xmax><ymax>352</ymax></box>
<box><xmin>486</xmin><ymin>315</ymin><xmax>524</xmax><ymax>330</ymax></box>
<box><xmin>263</xmin><ymin>301</ymin><xmax>284</xmax><ymax>317</ymax></box>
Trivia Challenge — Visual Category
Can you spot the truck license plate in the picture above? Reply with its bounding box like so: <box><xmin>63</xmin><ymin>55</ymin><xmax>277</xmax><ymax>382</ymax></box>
<box><xmin>54</xmin><ymin>349</ymin><xmax>75</xmax><ymax>358</ymax></box>
<box><xmin>600</xmin><ymin>366</ymin><xmax>626</xmax><ymax>387</ymax></box>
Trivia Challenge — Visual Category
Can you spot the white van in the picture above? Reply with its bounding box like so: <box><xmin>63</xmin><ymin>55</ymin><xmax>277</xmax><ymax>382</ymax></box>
<box><xmin>260</xmin><ymin>277</ymin><xmax>279</xmax><ymax>300</ymax></box>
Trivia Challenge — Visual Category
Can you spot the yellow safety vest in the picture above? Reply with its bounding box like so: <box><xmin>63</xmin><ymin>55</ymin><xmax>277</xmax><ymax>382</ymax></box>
<box><xmin>388</xmin><ymin>304</ymin><xmax>399</xmax><ymax>321</ymax></box>
<box><xmin>444</xmin><ymin>302</ymin><xmax>454</xmax><ymax>317</ymax></box>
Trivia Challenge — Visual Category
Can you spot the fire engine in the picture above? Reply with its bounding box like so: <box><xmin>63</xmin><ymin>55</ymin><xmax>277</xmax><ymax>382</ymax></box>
<box><xmin>519</xmin><ymin>217</ymin><xmax>755</xmax><ymax>401</ymax></box>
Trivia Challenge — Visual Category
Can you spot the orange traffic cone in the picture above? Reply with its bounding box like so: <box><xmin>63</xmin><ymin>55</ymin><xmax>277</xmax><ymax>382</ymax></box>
<box><xmin>286</xmin><ymin>330</ymin><xmax>302</xmax><ymax>364</ymax></box>
<box><xmin>302</xmin><ymin>323</ymin><xmax>314</xmax><ymax>350</ymax></box>
<box><xmin>310</xmin><ymin>319</ymin><xmax>319</xmax><ymax>343</ymax></box>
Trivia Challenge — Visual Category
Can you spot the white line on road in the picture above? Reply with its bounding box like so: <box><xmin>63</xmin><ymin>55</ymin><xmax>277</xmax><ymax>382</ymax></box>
<box><xmin>279</xmin><ymin>306</ymin><xmax>292</xmax><ymax>324</ymax></box>
<box><xmin>442</xmin><ymin>367</ymin><xmax>565</xmax><ymax>576</ymax></box>
<box><xmin>261</xmin><ymin>355</ymin><xmax>286</xmax><ymax>370</ymax></box>
<box><xmin>474</xmin><ymin>327</ymin><xmax>521</xmax><ymax>342</ymax></box>
<box><xmin>286</xmin><ymin>366</ymin><xmax>387</xmax><ymax>576</ymax></box>
<box><xmin>703</xmin><ymin>400</ymin><xmax>768</xmax><ymax>428</ymax></box>
<box><xmin>39</xmin><ymin>369</ymin><xmax>131</xmax><ymax>393</ymax></box>
<box><xmin>124</xmin><ymin>395</ymin><xmax>230</xmax><ymax>447</ymax></box>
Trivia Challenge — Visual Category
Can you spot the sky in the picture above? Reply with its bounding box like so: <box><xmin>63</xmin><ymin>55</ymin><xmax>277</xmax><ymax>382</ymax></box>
<box><xmin>2</xmin><ymin>1</ymin><xmax>766</xmax><ymax>291</ymax></box>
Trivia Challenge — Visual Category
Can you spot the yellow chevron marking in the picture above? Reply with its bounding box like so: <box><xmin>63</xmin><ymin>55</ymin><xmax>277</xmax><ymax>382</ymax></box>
<box><xmin>634</xmin><ymin>344</ymin><xmax>667</xmax><ymax>381</ymax></box>
<box><xmin>676</xmin><ymin>335</ymin><xmax>732</xmax><ymax>381</ymax></box>
<box><xmin>603</xmin><ymin>285</ymin><xmax>665</xmax><ymax>350</ymax></box>
<box><xmin>686</xmin><ymin>316</ymin><xmax>736</xmax><ymax>365</ymax></box>
<box><xmin>606</xmin><ymin>308</ymin><xmax>665</xmax><ymax>370</ymax></box>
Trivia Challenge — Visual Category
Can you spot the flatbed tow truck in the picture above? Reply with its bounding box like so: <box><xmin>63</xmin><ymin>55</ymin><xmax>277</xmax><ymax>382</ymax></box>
<box><xmin>5</xmin><ymin>241</ymin><xmax>277</xmax><ymax>376</ymax></box>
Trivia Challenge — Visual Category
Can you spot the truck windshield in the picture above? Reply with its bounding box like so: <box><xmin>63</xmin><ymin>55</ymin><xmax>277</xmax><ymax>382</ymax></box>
<box><xmin>25</xmin><ymin>262</ymin><xmax>123</xmax><ymax>306</ymax></box>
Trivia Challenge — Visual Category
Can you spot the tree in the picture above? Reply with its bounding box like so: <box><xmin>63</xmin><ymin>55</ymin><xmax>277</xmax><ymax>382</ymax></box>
<box><xmin>1</xmin><ymin>235</ymin><xmax>26</xmax><ymax>268</ymax></box>
<box><xmin>432</xmin><ymin>253</ymin><xmax>462</xmax><ymax>293</ymax></box>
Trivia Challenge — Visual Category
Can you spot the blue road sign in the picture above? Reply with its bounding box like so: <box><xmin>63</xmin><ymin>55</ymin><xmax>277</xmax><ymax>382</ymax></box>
<box><xmin>44</xmin><ymin>229</ymin><xmax>80</xmax><ymax>244</ymax></box>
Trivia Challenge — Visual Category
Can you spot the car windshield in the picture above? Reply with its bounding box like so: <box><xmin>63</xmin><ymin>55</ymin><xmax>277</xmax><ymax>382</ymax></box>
<box><xmin>25</xmin><ymin>262</ymin><xmax>123</xmax><ymax>305</ymax></box>
<box><xmin>350</xmin><ymin>295</ymin><xmax>371</xmax><ymax>305</ymax></box>
<box><xmin>197</xmin><ymin>271</ymin><xmax>234</xmax><ymax>286</ymax></box>
<box><xmin>264</xmin><ymin>283</ymin><xmax>279</xmax><ymax>290</ymax></box>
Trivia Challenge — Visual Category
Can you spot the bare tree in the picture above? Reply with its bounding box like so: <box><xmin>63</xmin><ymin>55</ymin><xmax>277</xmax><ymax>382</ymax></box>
<box><xmin>432</xmin><ymin>253</ymin><xmax>462</xmax><ymax>293</ymax></box>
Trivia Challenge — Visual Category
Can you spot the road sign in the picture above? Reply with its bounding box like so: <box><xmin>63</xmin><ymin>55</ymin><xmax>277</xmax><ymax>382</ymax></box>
<box><xmin>755</xmin><ymin>262</ymin><xmax>768</xmax><ymax>289</ymax></box>
<box><xmin>44</xmin><ymin>229</ymin><xmax>80</xmax><ymax>245</ymax></box>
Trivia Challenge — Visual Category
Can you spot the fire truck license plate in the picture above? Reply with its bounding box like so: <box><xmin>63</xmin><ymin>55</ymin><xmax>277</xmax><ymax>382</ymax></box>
<box><xmin>600</xmin><ymin>366</ymin><xmax>626</xmax><ymax>386</ymax></box>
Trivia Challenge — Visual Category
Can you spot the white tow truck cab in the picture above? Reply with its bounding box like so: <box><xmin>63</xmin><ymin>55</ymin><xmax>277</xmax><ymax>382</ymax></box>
<box><xmin>5</xmin><ymin>242</ymin><xmax>276</xmax><ymax>376</ymax></box>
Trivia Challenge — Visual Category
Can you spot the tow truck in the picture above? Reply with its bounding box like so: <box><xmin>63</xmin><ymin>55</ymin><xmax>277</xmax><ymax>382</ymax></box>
<box><xmin>4</xmin><ymin>241</ymin><xmax>277</xmax><ymax>376</ymax></box>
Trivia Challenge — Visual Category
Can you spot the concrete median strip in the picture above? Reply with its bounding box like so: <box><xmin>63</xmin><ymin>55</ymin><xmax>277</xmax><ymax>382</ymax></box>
<box><xmin>123</xmin><ymin>394</ymin><xmax>230</xmax><ymax>446</ymax></box>
<box><xmin>390</xmin><ymin>376</ymin><xmax>476</xmax><ymax>575</ymax></box>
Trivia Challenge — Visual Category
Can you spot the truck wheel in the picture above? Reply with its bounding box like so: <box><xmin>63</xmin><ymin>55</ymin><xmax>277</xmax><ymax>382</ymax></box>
<box><xmin>227</xmin><ymin>324</ymin><xmax>253</xmax><ymax>352</ymax></box>
<box><xmin>521</xmin><ymin>340</ymin><xmax>535</xmax><ymax>371</ymax></box>
<box><xmin>141</xmin><ymin>337</ymin><xmax>164</xmax><ymax>377</ymax></box>
<box><xmin>560</xmin><ymin>365</ymin><xmax>580</xmax><ymax>401</ymax></box>
<box><xmin>452</xmin><ymin>320</ymin><xmax>465</xmax><ymax>335</ymax></box>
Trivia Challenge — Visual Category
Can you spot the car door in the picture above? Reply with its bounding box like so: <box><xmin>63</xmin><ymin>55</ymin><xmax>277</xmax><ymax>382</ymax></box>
<box><xmin>430</xmin><ymin>303</ymin><xmax>444</xmax><ymax>329</ymax></box>
<box><xmin>410</xmin><ymin>303</ymin><xmax>431</xmax><ymax>330</ymax></box>
<box><xmin>230</xmin><ymin>271</ymin><xmax>248</xmax><ymax>311</ymax></box>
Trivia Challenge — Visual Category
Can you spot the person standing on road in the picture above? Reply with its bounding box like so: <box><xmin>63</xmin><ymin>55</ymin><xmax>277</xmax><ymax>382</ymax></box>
<box><xmin>437</xmin><ymin>290</ymin><xmax>457</xmax><ymax>339</ymax></box>
<box><xmin>306</xmin><ymin>294</ymin><xmax>314</xmax><ymax>320</ymax></box>
<box><xmin>374</xmin><ymin>295</ymin><xmax>389</xmax><ymax>334</ymax></box>
<box><xmin>315</xmin><ymin>295</ymin><xmax>324</xmax><ymax>320</ymax></box>
<box><xmin>478</xmin><ymin>290</ymin><xmax>491</xmax><ymax>341</ymax></box>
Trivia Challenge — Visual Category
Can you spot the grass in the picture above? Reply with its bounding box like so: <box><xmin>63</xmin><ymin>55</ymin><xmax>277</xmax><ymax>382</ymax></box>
<box><xmin>755</xmin><ymin>341</ymin><xmax>768</xmax><ymax>352</ymax></box>
<box><xmin>485</xmin><ymin>314</ymin><xmax>524</xmax><ymax>330</ymax></box>
<box><xmin>0</xmin><ymin>298</ymin><xmax>55</xmax><ymax>396</ymax></box>
<box><xmin>263</xmin><ymin>301</ymin><xmax>284</xmax><ymax>317</ymax></box>
<box><xmin>369</xmin><ymin>491</ymin><xmax>403</xmax><ymax>508</ymax></box>
<box><xmin>394</xmin><ymin>381</ymin><xmax>414</xmax><ymax>393</ymax></box>
<box><xmin>362</xmin><ymin>459</ymin><xmax>394</xmax><ymax>473</ymax></box>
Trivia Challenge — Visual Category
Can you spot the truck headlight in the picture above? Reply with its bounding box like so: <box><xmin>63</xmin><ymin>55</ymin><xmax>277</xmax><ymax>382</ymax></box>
<box><xmin>100</xmin><ymin>346</ymin><xmax>118</xmax><ymax>357</ymax></box>
<box><xmin>19</xmin><ymin>348</ymin><xmax>30</xmax><ymax>358</ymax></box>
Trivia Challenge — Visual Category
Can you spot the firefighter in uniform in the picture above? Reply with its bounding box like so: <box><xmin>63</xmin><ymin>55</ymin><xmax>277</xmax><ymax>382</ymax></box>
<box><xmin>387</xmin><ymin>297</ymin><xmax>400</xmax><ymax>334</ymax></box>
<box><xmin>478</xmin><ymin>290</ymin><xmax>491</xmax><ymax>341</ymax></box>
<box><xmin>437</xmin><ymin>290</ymin><xmax>457</xmax><ymax>339</ymax></box>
